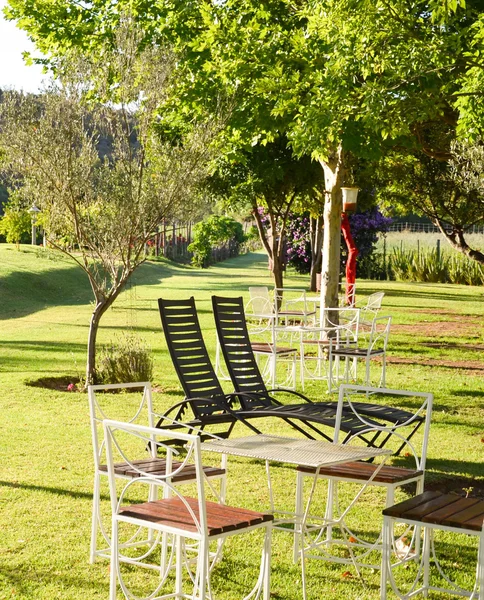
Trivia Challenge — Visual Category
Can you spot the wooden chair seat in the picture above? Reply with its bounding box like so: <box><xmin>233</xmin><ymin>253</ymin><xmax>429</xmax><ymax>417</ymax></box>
<box><xmin>119</xmin><ymin>496</ymin><xmax>274</xmax><ymax>536</ymax></box>
<box><xmin>278</xmin><ymin>310</ymin><xmax>316</xmax><ymax>317</ymax></box>
<box><xmin>100</xmin><ymin>458</ymin><xmax>225</xmax><ymax>483</ymax></box>
<box><xmin>331</xmin><ymin>347</ymin><xmax>385</xmax><ymax>357</ymax></box>
<box><xmin>251</xmin><ymin>342</ymin><xmax>296</xmax><ymax>355</ymax></box>
<box><xmin>297</xmin><ymin>461</ymin><xmax>423</xmax><ymax>485</ymax></box>
<box><xmin>383</xmin><ymin>490</ymin><xmax>484</xmax><ymax>532</ymax></box>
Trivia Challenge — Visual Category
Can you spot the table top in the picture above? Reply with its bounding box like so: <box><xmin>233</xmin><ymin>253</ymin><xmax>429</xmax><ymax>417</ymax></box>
<box><xmin>201</xmin><ymin>434</ymin><xmax>391</xmax><ymax>469</ymax></box>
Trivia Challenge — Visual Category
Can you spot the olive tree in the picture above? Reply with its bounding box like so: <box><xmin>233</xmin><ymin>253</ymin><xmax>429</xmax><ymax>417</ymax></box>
<box><xmin>0</xmin><ymin>37</ymin><xmax>218</xmax><ymax>384</ymax></box>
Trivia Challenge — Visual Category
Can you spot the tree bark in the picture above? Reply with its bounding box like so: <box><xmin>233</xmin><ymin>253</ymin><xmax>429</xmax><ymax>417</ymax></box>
<box><xmin>85</xmin><ymin>280</ymin><xmax>131</xmax><ymax>385</ymax></box>
<box><xmin>309</xmin><ymin>215</ymin><xmax>324</xmax><ymax>292</ymax></box>
<box><xmin>253</xmin><ymin>203</ymin><xmax>288</xmax><ymax>297</ymax></box>
<box><xmin>319</xmin><ymin>146</ymin><xmax>346</xmax><ymax>311</ymax></box>
<box><xmin>435</xmin><ymin>219</ymin><xmax>484</xmax><ymax>264</ymax></box>
<box><xmin>86</xmin><ymin>298</ymin><xmax>110</xmax><ymax>386</ymax></box>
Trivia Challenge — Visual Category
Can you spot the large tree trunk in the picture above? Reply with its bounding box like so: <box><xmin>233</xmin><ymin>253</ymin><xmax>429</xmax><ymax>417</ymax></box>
<box><xmin>319</xmin><ymin>146</ymin><xmax>346</xmax><ymax>311</ymax></box>
<box><xmin>309</xmin><ymin>215</ymin><xmax>323</xmax><ymax>292</ymax></box>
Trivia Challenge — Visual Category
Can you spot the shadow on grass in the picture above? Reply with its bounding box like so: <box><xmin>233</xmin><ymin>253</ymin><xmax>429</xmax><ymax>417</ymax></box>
<box><xmin>0</xmin><ymin>479</ymin><xmax>99</xmax><ymax>501</ymax></box>
<box><xmin>451</xmin><ymin>390</ymin><xmax>484</xmax><ymax>398</ymax></box>
<box><xmin>0</xmin><ymin>252</ymin><xmax>266</xmax><ymax>322</ymax></box>
<box><xmin>0</xmin><ymin>564</ymin><xmax>108</xmax><ymax>598</ymax></box>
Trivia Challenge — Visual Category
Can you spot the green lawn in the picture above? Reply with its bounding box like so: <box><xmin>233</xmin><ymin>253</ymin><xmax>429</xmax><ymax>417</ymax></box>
<box><xmin>0</xmin><ymin>244</ymin><xmax>483</xmax><ymax>599</ymax></box>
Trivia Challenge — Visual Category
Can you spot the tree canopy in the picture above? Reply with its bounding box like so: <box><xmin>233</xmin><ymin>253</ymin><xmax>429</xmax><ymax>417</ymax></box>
<box><xmin>5</xmin><ymin>0</ymin><xmax>484</xmax><ymax>299</ymax></box>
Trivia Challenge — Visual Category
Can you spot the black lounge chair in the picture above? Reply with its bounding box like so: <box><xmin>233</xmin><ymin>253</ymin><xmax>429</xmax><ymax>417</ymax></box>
<box><xmin>211</xmin><ymin>295</ymin><xmax>425</xmax><ymax>452</ymax></box>
<box><xmin>157</xmin><ymin>297</ymin><xmax>385</xmax><ymax>443</ymax></box>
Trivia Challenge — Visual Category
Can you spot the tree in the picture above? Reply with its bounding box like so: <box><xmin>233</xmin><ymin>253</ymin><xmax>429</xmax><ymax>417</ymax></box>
<box><xmin>188</xmin><ymin>214</ymin><xmax>244</xmax><ymax>268</ymax></box>
<box><xmin>207</xmin><ymin>138</ymin><xmax>324</xmax><ymax>290</ymax></box>
<box><xmin>6</xmin><ymin>0</ymin><xmax>484</xmax><ymax>306</ymax></box>
<box><xmin>375</xmin><ymin>139</ymin><xmax>484</xmax><ymax>264</ymax></box>
<box><xmin>0</xmin><ymin>34</ymin><xmax>217</xmax><ymax>384</ymax></box>
<box><xmin>0</xmin><ymin>204</ymin><xmax>31</xmax><ymax>247</ymax></box>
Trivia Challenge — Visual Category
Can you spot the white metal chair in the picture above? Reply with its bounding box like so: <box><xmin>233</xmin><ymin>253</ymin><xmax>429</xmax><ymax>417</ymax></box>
<box><xmin>88</xmin><ymin>382</ymin><xmax>226</xmax><ymax>563</ymax></box>
<box><xmin>247</xmin><ymin>286</ymin><xmax>275</xmax><ymax>327</ymax></box>
<box><xmin>245</xmin><ymin>287</ymin><xmax>298</xmax><ymax>390</ymax></box>
<box><xmin>299</xmin><ymin>307</ymin><xmax>360</xmax><ymax>390</ymax></box>
<box><xmin>104</xmin><ymin>420</ymin><xmax>273</xmax><ymax>600</ymax></box>
<box><xmin>328</xmin><ymin>315</ymin><xmax>391</xmax><ymax>392</ymax></box>
<box><xmin>381</xmin><ymin>491</ymin><xmax>484</xmax><ymax>599</ymax></box>
<box><xmin>274</xmin><ymin>287</ymin><xmax>316</xmax><ymax>327</ymax></box>
<box><xmin>359</xmin><ymin>291</ymin><xmax>385</xmax><ymax>328</ymax></box>
<box><xmin>294</xmin><ymin>385</ymin><xmax>433</xmax><ymax>570</ymax></box>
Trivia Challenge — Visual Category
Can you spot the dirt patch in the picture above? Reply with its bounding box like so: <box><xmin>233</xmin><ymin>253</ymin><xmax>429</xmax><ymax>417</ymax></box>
<box><xmin>387</xmin><ymin>356</ymin><xmax>484</xmax><ymax>372</ymax></box>
<box><xmin>422</xmin><ymin>342</ymin><xmax>484</xmax><ymax>352</ymax></box>
<box><xmin>26</xmin><ymin>376</ymin><xmax>81</xmax><ymax>391</ymax></box>
<box><xmin>26</xmin><ymin>377</ymin><xmax>166</xmax><ymax>393</ymax></box>
<box><xmin>393</xmin><ymin>317</ymin><xmax>482</xmax><ymax>338</ymax></box>
<box><xmin>424</xmin><ymin>475</ymin><xmax>484</xmax><ymax>499</ymax></box>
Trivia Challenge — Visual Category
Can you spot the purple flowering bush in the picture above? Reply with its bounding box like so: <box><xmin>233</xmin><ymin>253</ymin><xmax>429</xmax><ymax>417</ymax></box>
<box><xmin>348</xmin><ymin>208</ymin><xmax>392</xmax><ymax>259</ymax></box>
<box><xmin>286</xmin><ymin>212</ymin><xmax>312</xmax><ymax>274</ymax></box>
<box><xmin>346</xmin><ymin>208</ymin><xmax>392</xmax><ymax>278</ymax></box>
<box><xmin>257</xmin><ymin>206</ymin><xmax>391</xmax><ymax>278</ymax></box>
<box><xmin>283</xmin><ymin>207</ymin><xmax>391</xmax><ymax>277</ymax></box>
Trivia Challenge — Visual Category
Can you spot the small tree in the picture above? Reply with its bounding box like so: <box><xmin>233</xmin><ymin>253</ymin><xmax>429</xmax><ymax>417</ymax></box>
<box><xmin>0</xmin><ymin>205</ymin><xmax>31</xmax><ymax>248</ymax></box>
<box><xmin>0</xmin><ymin>32</ymin><xmax>218</xmax><ymax>384</ymax></box>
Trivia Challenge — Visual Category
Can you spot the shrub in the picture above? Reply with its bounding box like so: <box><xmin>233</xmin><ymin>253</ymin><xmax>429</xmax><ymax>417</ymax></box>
<box><xmin>0</xmin><ymin>207</ymin><xmax>31</xmax><ymax>247</ymax></box>
<box><xmin>286</xmin><ymin>213</ymin><xmax>312</xmax><ymax>274</ymax></box>
<box><xmin>96</xmin><ymin>334</ymin><xmax>154</xmax><ymax>384</ymax></box>
<box><xmin>188</xmin><ymin>215</ymin><xmax>245</xmax><ymax>268</ymax></box>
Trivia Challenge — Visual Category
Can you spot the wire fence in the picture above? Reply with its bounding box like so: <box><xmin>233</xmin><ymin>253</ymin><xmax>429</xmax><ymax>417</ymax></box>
<box><xmin>388</xmin><ymin>222</ymin><xmax>484</xmax><ymax>234</ymax></box>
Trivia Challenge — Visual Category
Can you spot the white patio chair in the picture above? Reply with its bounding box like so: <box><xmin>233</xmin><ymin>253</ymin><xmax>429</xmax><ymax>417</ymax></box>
<box><xmin>274</xmin><ymin>287</ymin><xmax>316</xmax><ymax>327</ymax></box>
<box><xmin>294</xmin><ymin>384</ymin><xmax>433</xmax><ymax>570</ymax></box>
<box><xmin>299</xmin><ymin>307</ymin><xmax>360</xmax><ymax>390</ymax></box>
<box><xmin>104</xmin><ymin>420</ymin><xmax>273</xmax><ymax>600</ymax></box>
<box><xmin>359</xmin><ymin>291</ymin><xmax>385</xmax><ymax>328</ymax></box>
<box><xmin>88</xmin><ymin>382</ymin><xmax>226</xmax><ymax>564</ymax></box>
<box><xmin>245</xmin><ymin>286</ymin><xmax>298</xmax><ymax>390</ymax></box>
<box><xmin>328</xmin><ymin>315</ymin><xmax>391</xmax><ymax>392</ymax></box>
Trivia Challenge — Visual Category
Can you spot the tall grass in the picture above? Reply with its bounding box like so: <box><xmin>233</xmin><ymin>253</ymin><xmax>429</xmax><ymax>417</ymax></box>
<box><xmin>388</xmin><ymin>247</ymin><xmax>484</xmax><ymax>285</ymax></box>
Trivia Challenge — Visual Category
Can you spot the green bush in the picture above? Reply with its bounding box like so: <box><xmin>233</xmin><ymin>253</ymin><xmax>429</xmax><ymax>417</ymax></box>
<box><xmin>0</xmin><ymin>207</ymin><xmax>31</xmax><ymax>247</ymax></box>
<box><xmin>188</xmin><ymin>215</ymin><xmax>245</xmax><ymax>268</ymax></box>
<box><xmin>96</xmin><ymin>333</ymin><xmax>154</xmax><ymax>384</ymax></box>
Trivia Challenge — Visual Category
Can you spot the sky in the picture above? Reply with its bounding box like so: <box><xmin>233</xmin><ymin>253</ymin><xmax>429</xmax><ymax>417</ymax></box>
<box><xmin>0</xmin><ymin>0</ymin><xmax>46</xmax><ymax>92</ymax></box>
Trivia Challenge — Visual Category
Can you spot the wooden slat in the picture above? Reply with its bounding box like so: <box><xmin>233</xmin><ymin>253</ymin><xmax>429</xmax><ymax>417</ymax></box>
<box><xmin>119</xmin><ymin>497</ymin><xmax>273</xmax><ymax>536</ymax></box>
<box><xmin>99</xmin><ymin>459</ymin><xmax>225</xmax><ymax>483</ymax></box>
<box><xmin>403</xmin><ymin>494</ymin><xmax>464</xmax><ymax>521</ymax></box>
<box><xmin>421</xmin><ymin>497</ymin><xmax>481</xmax><ymax>526</ymax></box>
<box><xmin>384</xmin><ymin>492</ymin><xmax>484</xmax><ymax>532</ymax></box>
<box><xmin>441</xmin><ymin>500</ymin><xmax>484</xmax><ymax>531</ymax></box>
<box><xmin>251</xmin><ymin>342</ymin><xmax>296</xmax><ymax>355</ymax></box>
<box><xmin>297</xmin><ymin>461</ymin><xmax>422</xmax><ymax>484</ymax></box>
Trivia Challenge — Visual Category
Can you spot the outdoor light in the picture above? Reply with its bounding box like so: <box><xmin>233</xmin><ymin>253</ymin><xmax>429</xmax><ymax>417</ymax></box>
<box><xmin>28</xmin><ymin>203</ymin><xmax>41</xmax><ymax>246</ymax></box>
<box><xmin>341</xmin><ymin>187</ymin><xmax>359</xmax><ymax>213</ymax></box>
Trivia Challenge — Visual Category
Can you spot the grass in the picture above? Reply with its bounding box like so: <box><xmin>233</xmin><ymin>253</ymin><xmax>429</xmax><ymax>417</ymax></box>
<box><xmin>0</xmin><ymin>243</ymin><xmax>483</xmax><ymax>599</ymax></box>
<box><xmin>379</xmin><ymin>230</ymin><xmax>484</xmax><ymax>253</ymax></box>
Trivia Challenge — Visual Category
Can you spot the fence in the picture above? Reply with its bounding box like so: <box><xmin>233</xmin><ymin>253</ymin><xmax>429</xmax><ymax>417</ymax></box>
<box><xmin>148</xmin><ymin>221</ymin><xmax>192</xmax><ymax>260</ymax></box>
<box><xmin>388</xmin><ymin>222</ymin><xmax>484</xmax><ymax>234</ymax></box>
<box><xmin>148</xmin><ymin>220</ymin><xmax>242</xmax><ymax>264</ymax></box>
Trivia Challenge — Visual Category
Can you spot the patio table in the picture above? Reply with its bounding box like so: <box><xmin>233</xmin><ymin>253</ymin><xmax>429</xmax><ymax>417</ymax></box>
<box><xmin>201</xmin><ymin>433</ymin><xmax>391</xmax><ymax>598</ymax></box>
